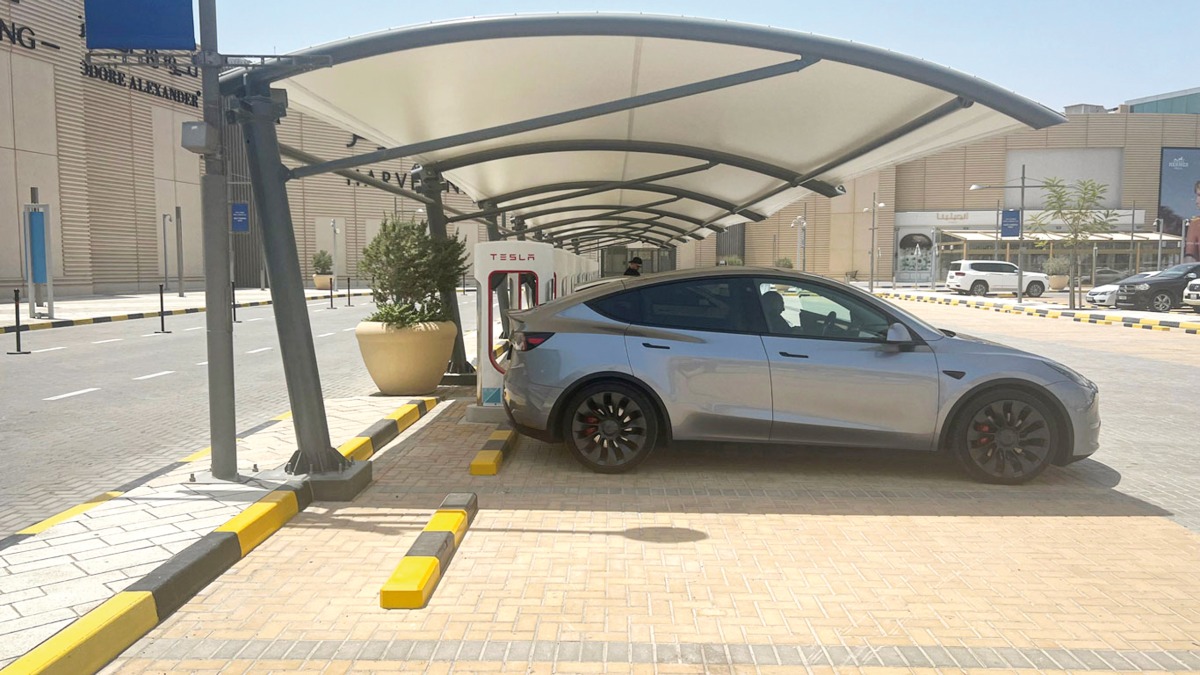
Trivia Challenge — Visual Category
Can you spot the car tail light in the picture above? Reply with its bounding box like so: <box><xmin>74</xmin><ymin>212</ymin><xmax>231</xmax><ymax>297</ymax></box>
<box><xmin>954</xmin><ymin>272</ymin><xmax>965</xmax><ymax>277</ymax></box>
<box><xmin>512</xmin><ymin>331</ymin><xmax>554</xmax><ymax>351</ymax></box>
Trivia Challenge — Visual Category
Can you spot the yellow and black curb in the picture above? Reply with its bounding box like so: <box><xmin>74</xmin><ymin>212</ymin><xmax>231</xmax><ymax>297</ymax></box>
<box><xmin>380</xmin><ymin>493</ymin><xmax>478</xmax><ymax>610</ymax></box>
<box><xmin>877</xmin><ymin>292</ymin><xmax>1200</xmax><ymax>335</ymax></box>
<box><xmin>469</xmin><ymin>425</ymin><xmax>517</xmax><ymax>476</ymax></box>
<box><xmin>337</xmin><ymin>397</ymin><xmax>438</xmax><ymax>461</ymax></box>
<box><xmin>0</xmin><ymin>398</ymin><xmax>439</xmax><ymax>675</ymax></box>
<box><xmin>0</xmin><ymin>291</ymin><xmax>373</xmax><ymax>335</ymax></box>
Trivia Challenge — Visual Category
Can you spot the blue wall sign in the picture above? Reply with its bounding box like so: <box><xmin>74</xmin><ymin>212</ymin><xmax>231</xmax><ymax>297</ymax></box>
<box><xmin>231</xmin><ymin>203</ymin><xmax>250</xmax><ymax>233</ymax></box>
<box><xmin>84</xmin><ymin>0</ymin><xmax>195</xmax><ymax>50</ymax></box>
<box><xmin>1000</xmin><ymin>209</ymin><xmax>1022</xmax><ymax>238</ymax></box>
<box><xmin>28</xmin><ymin>211</ymin><xmax>48</xmax><ymax>284</ymax></box>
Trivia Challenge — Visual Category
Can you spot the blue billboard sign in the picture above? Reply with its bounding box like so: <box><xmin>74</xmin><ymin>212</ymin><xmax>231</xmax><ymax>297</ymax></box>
<box><xmin>84</xmin><ymin>0</ymin><xmax>195</xmax><ymax>50</ymax></box>
<box><xmin>28</xmin><ymin>211</ymin><xmax>48</xmax><ymax>284</ymax></box>
<box><xmin>231</xmin><ymin>203</ymin><xmax>250</xmax><ymax>233</ymax></box>
<box><xmin>1000</xmin><ymin>209</ymin><xmax>1022</xmax><ymax>238</ymax></box>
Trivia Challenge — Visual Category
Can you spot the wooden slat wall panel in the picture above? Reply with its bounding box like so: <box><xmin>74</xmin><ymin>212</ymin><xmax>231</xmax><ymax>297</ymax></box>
<box><xmin>84</xmin><ymin>84</ymin><xmax>138</xmax><ymax>286</ymax></box>
<box><xmin>895</xmin><ymin>160</ymin><xmax>926</xmax><ymax>212</ymax></box>
<box><xmin>963</xmin><ymin>138</ymin><xmax>1006</xmax><ymax>210</ymax></box>
<box><xmin>1123</xmin><ymin>117</ymin><xmax>1165</xmax><ymax>224</ymax></box>
<box><xmin>1046</xmin><ymin>117</ymin><xmax>1088</xmax><ymax>148</ymax></box>
<box><xmin>131</xmin><ymin>104</ymin><xmax>159</xmax><ymax>285</ymax></box>
<box><xmin>922</xmin><ymin>147</ymin><xmax>967</xmax><ymax>209</ymax></box>
<box><xmin>1087</xmin><ymin>115</ymin><xmax>1128</xmax><ymax>147</ymax></box>
<box><xmin>876</xmin><ymin>168</ymin><xmax>896</xmax><ymax>279</ymax></box>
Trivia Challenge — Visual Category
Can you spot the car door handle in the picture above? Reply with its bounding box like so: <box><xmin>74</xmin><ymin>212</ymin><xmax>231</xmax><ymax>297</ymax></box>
<box><xmin>642</xmin><ymin>342</ymin><xmax>670</xmax><ymax>350</ymax></box>
<box><xmin>779</xmin><ymin>351</ymin><xmax>809</xmax><ymax>359</ymax></box>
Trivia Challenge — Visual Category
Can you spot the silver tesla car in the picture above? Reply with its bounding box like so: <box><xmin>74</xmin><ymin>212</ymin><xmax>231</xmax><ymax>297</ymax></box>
<box><xmin>502</xmin><ymin>268</ymin><xmax>1100</xmax><ymax>484</ymax></box>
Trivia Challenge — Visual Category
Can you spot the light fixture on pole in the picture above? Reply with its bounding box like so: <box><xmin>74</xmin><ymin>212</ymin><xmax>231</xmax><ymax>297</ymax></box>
<box><xmin>969</xmin><ymin>164</ymin><xmax>1048</xmax><ymax>303</ymax></box>
<box><xmin>162</xmin><ymin>214</ymin><xmax>173</xmax><ymax>292</ymax></box>
<box><xmin>862</xmin><ymin>194</ymin><xmax>885</xmax><ymax>292</ymax></box>
<box><xmin>789</xmin><ymin>203</ymin><xmax>808</xmax><ymax>272</ymax></box>
<box><xmin>1155</xmin><ymin>218</ymin><xmax>1164</xmax><ymax>269</ymax></box>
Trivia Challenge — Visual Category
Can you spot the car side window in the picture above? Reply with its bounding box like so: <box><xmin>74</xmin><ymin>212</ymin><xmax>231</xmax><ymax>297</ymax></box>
<box><xmin>624</xmin><ymin>278</ymin><xmax>760</xmax><ymax>333</ymax></box>
<box><xmin>753</xmin><ymin>278</ymin><xmax>891</xmax><ymax>342</ymax></box>
<box><xmin>587</xmin><ymin>290</ymin><xmax>642</xmax><ymax>323</ymax></box>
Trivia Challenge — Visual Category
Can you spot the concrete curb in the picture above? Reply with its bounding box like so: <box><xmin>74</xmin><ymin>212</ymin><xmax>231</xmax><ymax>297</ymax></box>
<box><xmin>877</xmin><ymin>291</ymin><xmax>1200</xmax><ymax>335</ymax></box>
<box><xmin>0</xmin><ymin>291</ymin><xmax>373</xmax><ymax>335</ymax></box>
<box><xmin>469</xmin><ymin>425</ymin><xmax>517</xmax><ymax>476</ymax></box>
<box><xmin>0</xmin><ymin>397</ymin><xmax>438</xmax><ymax>675</ymax></box>
<box><xmin>380</xmin><ymin>493</ymin><xmax>478</xmax><ymax>610</ymax></box>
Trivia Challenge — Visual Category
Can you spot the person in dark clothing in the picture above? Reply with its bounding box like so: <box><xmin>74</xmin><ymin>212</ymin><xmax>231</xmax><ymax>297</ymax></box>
<box><xmin>623</xmin><ymin>256</ymin><xmax>643</xmax><ymax>276</ymax></box>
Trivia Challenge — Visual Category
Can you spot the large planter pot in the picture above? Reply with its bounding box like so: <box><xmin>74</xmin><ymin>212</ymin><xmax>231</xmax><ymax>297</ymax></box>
<box><xmin>1048</xmin><ymin>274</ymin><xmax>1069</xmax><ymax>291</ymax></box>
<box><xmin>313</xmin><ymin>273</ymin><xmax>334</xmax><ymax>290</ymax></box>
<box><xmin>355</xmin><ymin>320</ymin><xmax>455</xmax><ymax>395</ymax></box>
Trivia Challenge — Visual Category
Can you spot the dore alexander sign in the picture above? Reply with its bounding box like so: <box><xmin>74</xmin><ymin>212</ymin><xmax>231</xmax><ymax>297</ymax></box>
<box><xmin>80</xmin><ymin>61</ymin><xmax>201</xmax><ymax>108</ymax></box>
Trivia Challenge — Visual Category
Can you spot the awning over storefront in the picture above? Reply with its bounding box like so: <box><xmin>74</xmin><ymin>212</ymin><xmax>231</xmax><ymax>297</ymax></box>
<box><xmin>941</xmin><ymin>230</ymin><xmax>1182</xmax><ymax>242</ymax></box>
<box><xmin>221</xmin><ymin>14</ymin><xmax>1065</xmax><ymax>249</ymax></box>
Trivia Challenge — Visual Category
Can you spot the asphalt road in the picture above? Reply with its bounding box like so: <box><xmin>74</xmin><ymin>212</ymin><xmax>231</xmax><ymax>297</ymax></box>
<box><xmin>0</xmin><ymin>294</ymin><xmax>480</xmax><ymax>534</ymax></box>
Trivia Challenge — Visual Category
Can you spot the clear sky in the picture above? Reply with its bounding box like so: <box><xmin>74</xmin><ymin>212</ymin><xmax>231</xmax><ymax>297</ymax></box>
<box><xmin>211</xmin><ymin>0</ymin><xmax>1196</xmax><ymax>113</ymax></box>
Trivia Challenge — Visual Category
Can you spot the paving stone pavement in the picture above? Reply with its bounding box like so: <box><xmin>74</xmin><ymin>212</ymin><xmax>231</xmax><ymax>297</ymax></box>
<box><xmin>107</xmin><ymin>376</ymin><xmax>1200</xmax><ymax>674</ymax></box>
<box><xmin>0</xmin><ymin>395</ymin><xmax>448</xmax><ymax>669</ymax></box>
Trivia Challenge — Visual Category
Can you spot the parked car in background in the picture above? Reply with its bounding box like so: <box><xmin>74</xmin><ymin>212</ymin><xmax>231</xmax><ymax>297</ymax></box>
<box><xmin>946</xmin><ymin>260</ymin><xmax>1047</xmax><ymax>297</ymax></box>
<box><xmin>1085</xmin><ymin>271</ymin><xmax>1159</xmax><ymax>308</ymax></box>
<box><xmin>1183</xmin><ymin>278</ymin><xmax>1200</xmax><ymax>313</ymax></box>
<box><xmin>1078</xmin><ymin>268</ymin><xmax>1132</xmax><ymax>287</ymax></box>
<box><xmin>1115</xmin><ymin>262</ymin><xmax>1200</xmax><ymax>312</ymax></box>
<box><xmin>503</xmin><ymin>267</ymin><xmax>1100</xmax><ymax>485</ymax></box>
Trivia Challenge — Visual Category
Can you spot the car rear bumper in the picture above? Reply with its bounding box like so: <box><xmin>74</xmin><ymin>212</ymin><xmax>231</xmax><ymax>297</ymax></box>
<box><xmin>502</xmin><ymin>360</ymin><xmax>564</xmax><ymax>442</ymax></box>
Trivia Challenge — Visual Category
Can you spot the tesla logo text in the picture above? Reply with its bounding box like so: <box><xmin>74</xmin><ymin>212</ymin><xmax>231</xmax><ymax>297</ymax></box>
<box><xmin>490</xmin><ymin>253</ymin><xmax>536</xmax><ymax>261</ymax></box>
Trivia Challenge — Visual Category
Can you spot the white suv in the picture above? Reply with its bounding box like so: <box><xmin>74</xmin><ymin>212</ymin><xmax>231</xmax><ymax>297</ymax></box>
<box><xmin>1184</xmin><ymin>279</ymin><xmax>1200</xmax><ymax>313</ymax></box>
<box><xmin>946</xmin><ymin>260</ymin><xmax>1047</xmax><ymax>297</ymax></box>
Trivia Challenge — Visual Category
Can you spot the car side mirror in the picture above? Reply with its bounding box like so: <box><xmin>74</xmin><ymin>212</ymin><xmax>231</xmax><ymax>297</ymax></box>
<box><xmin>1188</xmin><ymin>273</ymin><xmax>1197</xmax><ymax>279</ymax></box>
<box><xmin>885</xmin><ymin>323</ymin><xmax>916</xmax><ymax>350</ymax></box>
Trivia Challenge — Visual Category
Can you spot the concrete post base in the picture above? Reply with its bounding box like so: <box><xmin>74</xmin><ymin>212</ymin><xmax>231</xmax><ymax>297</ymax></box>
<box><xmin>464</xmin><ymin>404</ymin><xmax>508</xmax><ymax>424</ymax></box>
<box><xmin>309</xmin><ymin>460</ymin><xmax>373</xmax><ymax>501</ymax></box>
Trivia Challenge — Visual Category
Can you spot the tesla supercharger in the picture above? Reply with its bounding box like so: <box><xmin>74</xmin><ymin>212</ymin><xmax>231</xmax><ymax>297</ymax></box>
<box><xmin>474</xmin><ymin>241</ymin><xmax>555</xmax><ymax>407</ymax></box>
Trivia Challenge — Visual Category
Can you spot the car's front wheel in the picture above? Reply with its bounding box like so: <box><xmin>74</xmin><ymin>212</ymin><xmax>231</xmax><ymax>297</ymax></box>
<box><xmin>1025</xmin><ymin>281</ymin><xmax>1045</xmax><ymax>298</ymax></box>
<box><xmin>950</xmin><ymin>388</ymin><xmax>1059</xmax><ymax>485</ymax></box>
<box><xmin>1151</xmin><ymin>291</ymin><xmax>1175</xmax><ymax>313</ymax></box>
<box><xmin>563</xmin><ymin>382</ymin><xmax>659</xmax><ymax>473</ymax></box>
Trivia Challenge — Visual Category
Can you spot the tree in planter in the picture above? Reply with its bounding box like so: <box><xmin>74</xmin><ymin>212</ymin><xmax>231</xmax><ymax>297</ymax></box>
<box><xmin>1030</xmin><ymin>178</ymin><xmax>1116</xmax><ymax>309</ymax></box>
<box><xmin>358</xmin><ymin>216</ymin><xmax>467</xmax><ymax>328</ymax></box>
<box><xmin>312</xmin><ymin>250</ymin><xmax>333</xmax><ymax>275</ymax></box>
<box><xmin>775</xmin><ymin>257</ymin><xmax>794</xmax><ymax>269</ymax></box>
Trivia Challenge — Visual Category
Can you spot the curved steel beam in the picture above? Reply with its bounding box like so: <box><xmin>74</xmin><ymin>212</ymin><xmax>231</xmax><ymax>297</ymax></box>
<box><xmin>487</xmin><ymin>181</ymin><xmax>766</xmax><ymax>222</ymax></box>
<box><xmin>519</xmin><ymin>215</ymin><xmax>698</xmax><ymax>239</ymax></box>
<box><xmin>564</xmin><ymin>232</ymin><xmax>672</xmax><ymax>249</ymax></box>
<box><xmin>223</xmin><ymin>14</ymin><xmax>1064</xmax><ymax>131</ymax></box>
<box><xmin>541</xmin><ymin>222</ymin><xmax>694</xmax><ymax>244</ymax></box>
<box><xmin>423</xmin><ymin>139</ymin><xmax>839</xmax><ymax>196</ymax></box>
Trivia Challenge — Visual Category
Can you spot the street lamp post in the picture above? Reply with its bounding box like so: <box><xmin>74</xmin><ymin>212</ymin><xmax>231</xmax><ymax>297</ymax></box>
<box><xmin>790</xmin><ymin>202</ymin><xmax>808</xmax><ymax>272</ymax></box>
<box><xmin>862</xmin><ymin>194</ymin><xmax>885</xmax><ymax>293</ymax></box>
<box><xmin>969</xmin><ymin>164</ymin><xmax>1048</xmax><ymax>303</ymax></box>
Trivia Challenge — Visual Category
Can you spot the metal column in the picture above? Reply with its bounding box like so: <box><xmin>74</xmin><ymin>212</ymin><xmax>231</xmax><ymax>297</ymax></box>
<box><xmin>415</xmin><ymin>167</ymin><xmax>470</xmax><ymax>374</ymax></box>
<box><xmin>198</xmin><ymin>0</ymin><xmax>238</xmax><ymax>481</ymax></box>
<box><xmin>238</xmin><ymin>84</ymin><xmax>345</xmax><ymax>475</ymax></box>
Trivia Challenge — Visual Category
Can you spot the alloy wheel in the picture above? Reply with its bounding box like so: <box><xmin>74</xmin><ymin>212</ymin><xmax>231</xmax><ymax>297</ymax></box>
<box><xmin>1152</xmin><ymin>292</ymin><xmax>1173</xmax><ymax>313</ymax></box>
<box><xmin>965</xmin><ymin>398</ymin><xmax>1052</xmax><ymax>482</ymax></box>
<box><xmin>570</xmin><ymin>391</ymin><xmax>649</xmax><ymax>469</ymax></box>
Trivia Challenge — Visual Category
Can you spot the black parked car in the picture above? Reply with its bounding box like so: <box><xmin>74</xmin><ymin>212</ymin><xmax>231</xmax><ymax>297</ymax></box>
<box><xmin>1116</xmin><ymin>262</ymin><xmax>1200</xmax><ymax>312</ymax></box>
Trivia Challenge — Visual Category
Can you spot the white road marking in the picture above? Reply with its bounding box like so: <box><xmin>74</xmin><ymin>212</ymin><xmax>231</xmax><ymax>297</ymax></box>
<box><xmin>317</xmin><ymin>332</ymin><xmax>335</xmax><ymax>338</ymax></box>
<box><xmin>133</xmin><ymin>371</ymin><xmax>175</xmax><ymax>381</ymax></box>
<box><xmin>246</xmin><ymin>347</ymin><xmax>272</xmax><ymax>354</ymax></box>
<box><xmin>142</xmin><ymin>332</ymin><xmax>165</xmax><ymax>337</ymax></box>
<box><xmin>43</xmin><ymin>388</ymin><xmax>100</xmax><ymax>401</ymax></box>
<box><xmin>342</xmin><ymin>327</ymin><xmax>356</xmax><ymax>332</ymax></box>
<box><xmin>246</xmin><ymin>318</ymin><xmax>264</xmax><ymax>322</ymax></box>
<box><xmin>92</xmin><ymin>339</ymin><xmax>123</xmax><ymax>344</ymax></box>
<box><xmin>32</xmin><ymin>347</ymin><xmax>65</xmax><ymax>353</ymax></box>
<box><xmin>186</xmin><ymin>326</ymin><xmax>204</xmax><ymax>331</ymax></box>
<box><xmin>196</xmin><ymin>361</ymin><xmax>208</xmax><ymax>366</ymax></box>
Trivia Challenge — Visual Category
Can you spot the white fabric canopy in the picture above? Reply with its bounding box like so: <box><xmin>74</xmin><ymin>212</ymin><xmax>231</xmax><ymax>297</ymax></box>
<box><xmin>225</xmin><ymin>14</ymin><xmax>1065</xmax><ymax>247</ymax></box>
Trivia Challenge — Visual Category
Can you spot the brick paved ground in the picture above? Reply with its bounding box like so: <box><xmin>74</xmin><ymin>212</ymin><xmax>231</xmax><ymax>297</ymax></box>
<box><xmin>107</xmin><ymin>294</ymin><xmax>1200</xmax><ymax>675</ymax></box>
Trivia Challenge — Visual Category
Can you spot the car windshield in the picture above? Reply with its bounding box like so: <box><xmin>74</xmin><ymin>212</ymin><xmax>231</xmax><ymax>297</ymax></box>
<box><xmin>1155</xmin><ymin>264</ymin><xmax>1195</xmax><ymax>279</ymax></box>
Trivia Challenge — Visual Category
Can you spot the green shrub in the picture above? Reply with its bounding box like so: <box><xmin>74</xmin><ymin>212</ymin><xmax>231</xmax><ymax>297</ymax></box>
<box><xmin>312</xmin><ymin>249</ymin><xmax>333</xmax><ymax>275</ymax></box>
<box><xmin>722</xmin><ymin>256</ymin><xmax>744</xmax><ymax>267</ymax></box>
<box><xmin>775</xmin><ymin>257</ymin><xmax>793</xmax><ymax>268</ymax></box>
<box><xmin>358</xmin><ymin>216</ymin><xmax>467</xmax><ymax>328</ymax></box>
<box><xmin>1042</xmin><ymin>257</ymin><xmax>1071</xmax><ymax>275</ymax></box>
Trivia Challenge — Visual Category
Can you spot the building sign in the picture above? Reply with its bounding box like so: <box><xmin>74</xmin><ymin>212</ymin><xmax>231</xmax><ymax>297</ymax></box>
<box><xmin>231</xmin><ymin>203</ymin><xmax>250</xmax><ymax>233</ymax></box>
<box><xmin>1000</xmin><ymin>209</ymin><xmax>1021</xmax><ymax>238</ymax></box>
<box><xmin>79</xmin><ymin>61</ymin><xmax>201</xmax><ymax>108</ymax></box>
<box><xmin>1158</xmin><ymin>148</ymin><xmax>1200</xmax><ymax>262</ymax></box>
<box><xmin>84</xmin><ymin>0</ymin><xmax>195</xmax><ymax>51</ymax></box>
<box><xmin>0</xmin><ymin>17</ymin><xmax>62</xmax><ymax>51</ymax></box>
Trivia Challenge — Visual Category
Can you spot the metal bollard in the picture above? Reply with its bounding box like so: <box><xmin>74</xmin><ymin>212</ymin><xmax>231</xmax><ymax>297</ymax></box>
<box><xmin>155</xmin><ymin>284</ymin><xmax>171</xmax><ymax>334</ymax></box>
<box><xmin>231</xmin><ymin>282</ymin><xmax>241</xmax><ymax>324</ymax></box>
<box><xmin>7</xmin><ymin>289</ymin><xmax>30</xmax><ymax>355</ymax></box>
<box><xmin>346</xmin><ymin>276</ymin><xmax>352</xmax><ymax>307</ymax></box>
<box><xmin>328</xmin><ymin>279</ymin><xmax>336</xmax><ymax>309</ymax></box>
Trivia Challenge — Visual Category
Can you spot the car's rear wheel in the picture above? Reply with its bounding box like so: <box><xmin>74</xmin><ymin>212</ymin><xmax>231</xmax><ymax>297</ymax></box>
<box><xmin>950</xmin><ymin>388</ymin><xmax>1059</xmax><ymax>485</ymax></box>
<box><xmin>1026</xmin><ymin>281</ymin><xmax>1045</xmax><ymax>298</ymax></box>
<box><xmin>969</xmin><ymin>281</ymin><xmax>988</xmax><ymax>296</ymax></box>
<box><xmin>1151</xmin><ymin>291</ymin><xmax>1174</xmax><ymax>313</ymax></box>
<box><xmin>564</xmin><ymin>382</ymin><xmax>659</xmax><ymax>473</ymax></box>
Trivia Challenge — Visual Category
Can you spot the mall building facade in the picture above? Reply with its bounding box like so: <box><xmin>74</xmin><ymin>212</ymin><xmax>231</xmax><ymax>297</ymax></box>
<box><xmin>3</xmin><ymin>0</ymin><xmax>1198</xmax><ymax>296</ymax></box>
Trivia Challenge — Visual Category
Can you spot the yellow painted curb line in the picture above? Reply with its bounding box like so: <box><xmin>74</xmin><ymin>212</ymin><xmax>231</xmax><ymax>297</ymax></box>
<box><xmin>215</xmin><ymin>490</ymin><xmax>299</xmax><ymax>557</ymax></box>
<box><xmin>17</xmin><ymin>492</ymin><xmax>123</xmax><ymax>535</ymax></box>
<box><xmin>272</xmin><ymin>411</ymin><xmax>293</xmax><ymax>421</ymax></box>
<box><xmin>386</xmin><ymin>404</ymin><xmax>420</xmax><ymax>428</ymax></box>
<box><xmin>380</xmin><ymin>557</ymin><xmax>440</xmax><ymax>610</ymax></box>
<box><xmin>0</xmin><ymin>591</ymin><xmax>157</xmax><ymax>675</ymax></box>
<box><xmin>337</xmin><ymin>436</ymin><xmax>374</xmax><ymax>461</ymax></box>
